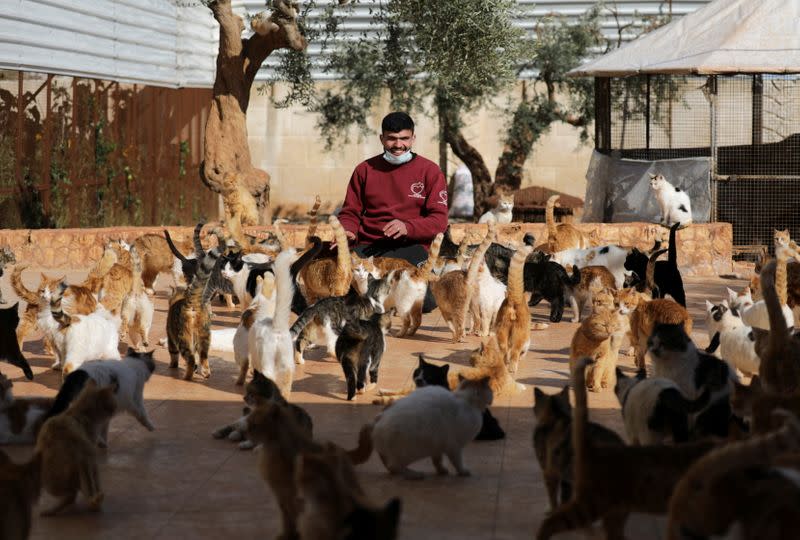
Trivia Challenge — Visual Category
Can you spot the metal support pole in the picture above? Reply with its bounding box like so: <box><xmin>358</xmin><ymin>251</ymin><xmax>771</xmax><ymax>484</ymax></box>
<box><xmin>645</xmin><ymin>75</ymin><xmax>651</xmax><ymax>151</ymax></box>
<box><xmin>708</xmin><ymin>75</ymin><xmax>719</xmax><ymax>222</ymax></box>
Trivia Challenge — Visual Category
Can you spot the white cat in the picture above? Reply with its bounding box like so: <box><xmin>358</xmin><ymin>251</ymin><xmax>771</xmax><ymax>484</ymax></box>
<box><xmin>47</xmin><ymin>348</ymin><xmax>156</xmax><ymax>446</ymax></box>
<box><xmin>469</xmin><ymin>263</ymin><xmax>506</xmax><ymax>336</ymax></box>
<box><xmin>614</xmin><ymin>368</ymin><xmax>709</xmax><ymax>445</ymax></box>
<box><xmin>726</xmin><ymin>287</ymin><xmax>754</xmax><ymax>311</ymax></box>
<box><xmin>478</xmin><ymin>192</ymin><xmax>514</xmax><ymax>224</ymax></box>
<box><xmin>649</xmin><ymin>173</ymin><xmax>692</xmax><ymax>226</ymax></box>
<box><xmin>741</xmin><ymin>300</ymin><xmax>794</xmax><ymax>331</ymax></box>
<box><xmin>705</xmin><ymin>300</ymin><xmax>760</xmax><ymax>376</ymax></box>
<box><xmin>351</xmin><ymin>377</ymin><xmax>492</xmax><ymax>479</ymax></box>
<box><xmin>220</xmin><ymin>253</ymin><xmax>273</xmax><ymax>309</ymax></box>
<box><xmin>37</xmin><ymin>287</ymin><xmax>120</xmax><ymax>374</ymax></box>
<box><xmin>248</xmin><ymin>249</ymin><xmax>297</xmax><ymax>396</ymax></box>
<box><xmin>551</xmin><ymin>245</ymin><xmax>628</xmax><ymax>288</ymax></box>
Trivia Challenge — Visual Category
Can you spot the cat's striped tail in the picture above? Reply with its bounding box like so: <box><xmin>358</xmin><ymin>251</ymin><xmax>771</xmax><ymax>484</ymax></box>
<box><xmin>347</xmin><ymin>422</ymin><xmax>375</xmax><ymax>465</ymax></box>
<box><xmin>545</xmin><ymin>195</ymin><xmax>559</xmax><ymax>241</ymax></box>
<box><xmin>272</xmin><ymin>248</ymin><xmax>298</xmax><ymax>333</ymax></box>
<box><xmin>507</xmin><ymin>245</ymin><xmax>532</xmax><ymax>305</ymax></box>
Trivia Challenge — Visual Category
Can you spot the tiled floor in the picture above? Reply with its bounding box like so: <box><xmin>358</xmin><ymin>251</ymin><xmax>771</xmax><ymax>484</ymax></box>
<box><xmin>2</xmin><ymin>270</ymin><xmax>744</xmax><ymax>539</ymax></box>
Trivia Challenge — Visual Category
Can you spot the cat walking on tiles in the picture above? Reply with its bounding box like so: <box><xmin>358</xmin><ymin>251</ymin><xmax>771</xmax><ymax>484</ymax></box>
<box><xmin>649</xmin><ymin>173</ymin><xmax>692</xmax><ymax>226</ymax></box>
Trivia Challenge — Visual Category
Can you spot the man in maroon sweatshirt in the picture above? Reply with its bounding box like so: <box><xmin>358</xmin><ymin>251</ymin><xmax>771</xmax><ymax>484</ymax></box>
<box><xmin>338</xmin><ymin>112</ymin><xmax>448</xmax><ymax>310</ymax></box>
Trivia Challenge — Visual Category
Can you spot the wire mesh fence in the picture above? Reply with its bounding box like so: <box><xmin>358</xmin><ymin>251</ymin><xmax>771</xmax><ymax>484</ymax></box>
<box><xmin>599</xmin><ymin>73</ymin><xmax>800</xmax><ymax>258</ymax></box>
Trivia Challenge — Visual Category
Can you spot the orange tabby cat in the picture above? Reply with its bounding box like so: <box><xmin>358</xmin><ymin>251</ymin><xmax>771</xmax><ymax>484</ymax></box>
<box><xmin>0</xmin><ymin>449</ymin><xmax>41</xmax><ymax>540</ymax></box>
<box><xmin>536</xmin><ymin>358</ymin><xmax>717</xmax><ymax>540</ymax></box>
<box><xmin>11</xmin><ymin>265</ymin><xmax>66</xmax><ymax>349</ymax></box>
<box><xmin>36</xmin><ymin>379</ymin><xmax>117</xmax><ymax>516</ymax></box>
<box><xmin>300</xmin><ymin>216</ymin><xmax>352</xmax><ymax>303</ymax></box>
<box><xmin>296</xmin><ymin>446</ymin><xmax>401</xmax><ymax>540</ymax></box>
<box><xmin>666</xmin><ymin>410</ymin><xmax>800</xmax><ymax>540</ymax></box>
<box><xmin>627</xmin><ymin>297</ymin><xmax>692</xmax><ymax>369</ymax></box>
<box><xmin>535</xmin><ymin>195</ymin><xmax>590</xmax><ymax>252</ymax></box>
<box><xmin>569</xmin><ymin>265</ymin><xmax>617</xmax><ymax>321</ymax></box>
<box><xmin>430</xmin><ymin>223</ymin><xmax>495</xmax><ymax>342</ymax></box>
<box><xmin>569</xmin><ymin>305</ymin><xmax>621</xmax><ymax>392</ymax></box>
<box><xmin>494</xmin><ymin>245</ymin><xmax>533</xmax><ymax>373</ymax></box>
<box><xmin>443</xmin><ymin>335</ymin><xmax>525</xmax><ymax>398</ymax></box>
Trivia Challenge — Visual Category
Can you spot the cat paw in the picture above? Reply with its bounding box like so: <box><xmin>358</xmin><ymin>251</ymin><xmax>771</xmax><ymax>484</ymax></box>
<box><xmin>238</xmin><ymin>440</ymin><xmax>256</xmax><ymax>450</ymax></box>
<box><xmin>212</xmin><ymin>428</ymin><xmax>229</xmax><ymax>439</ymax></box>
<box><xmin>145</xmin><ymin>288</ymin><xmax>155</xmax><ymax>296</ymax></box>
<box><xmin>294</xmin><ymin>356</ymin><xmax>305</xmax><ymax>365</ymax></box>
<box><xmin>228</xmin><ymin>430</ymin><xmax>243</xmax><ymax>442</ymax></box>
<box><xmin>88</xmin><ymin>493</ymin><xmax>105</xmax><ymax>511</ymax></box>
<box><xmin>158</xmin><ymin>337</ymin><xmax>168</xmax><ymax>347</ymax></box>
<box><xmin>364</xmin><ymin>382</ymin><xmax>377</xmax><ymax>392</ymax></box>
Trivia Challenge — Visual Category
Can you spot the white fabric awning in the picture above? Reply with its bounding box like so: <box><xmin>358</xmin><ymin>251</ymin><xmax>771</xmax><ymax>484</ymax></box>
<box><xmin>569</xmin><ymin>0</ymin><xmax>800</xmax><ymax>77</ymax></box>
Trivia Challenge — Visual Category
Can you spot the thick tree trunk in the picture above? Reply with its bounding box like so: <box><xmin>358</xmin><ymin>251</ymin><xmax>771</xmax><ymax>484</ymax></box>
<box><xmin>439</xmin><ymin>105</ymin><xmax>494</xmax><ymax>220</ymax></box>
<box><xmin>201</xmin><ymin>0</ymin><xmax>307</xmax><ymax>225</ymax></box>
<box><xmin>494</xmin><ymin>93</ymin><xmax>557</xmax><ymax>191</ymax></box>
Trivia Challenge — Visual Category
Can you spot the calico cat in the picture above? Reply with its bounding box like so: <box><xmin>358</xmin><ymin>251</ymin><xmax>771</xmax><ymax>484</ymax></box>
<box><xmin>666</xmin><ymin>411</ymin><xmax>800</xmax><ymax>540</ymax></box>
<box><xmin>245</xmin><ymin>401</ymin><xmax>327</xmax><ymax>540</ymax></box>
<box><xmin>0</xmin><ymin>449</ymin><xmax>41</xmax><ymax>540</ymax></box>
<box><xmin>569</xmin><ymin>304</ymin><xmax>621</xmax><ymax>392</ymax></box>
<box><xmin>614</xmin><ymin>368</ymin><xmax>711</xmax><ymax>445</ymax></box>
<box><xmin>37</xmin><ymin>289</ymin><xmax>121</xmax><ymax>375</ymax></box>
<box><xmin>299</xmin><ymin>215</ymin><xmax>352</xmax><ymax>303</ymax></box>
<box><xmin>382</xmin><ymin>234</ymin><xmax>442</xmax><ymax>337</ymax></box>
<box><xmin>0</xmin><ymin>372</ymin><xmax>52</xmax><ymax>444</ymax></box>
<box><xmin>296</xmin><ymin>447</ymin><xmax>401</xmax><ymax>540</ymax></box>
<box><xmin>290</xmin><ymin>273</ymin><xmax>394</xmax><ymax>363</ymax></box>
<box><xmin>11</xmin><ymin>265</ymin><xmax>65</xmax><ymax>350</ymax></box>
<box><xmin>532</xmin><ymin>385</ymin><xmax>623</xmax><ymax>510</ymax></box>
<box><xmin>704</xmin><ymin>301</ymin><xmax>759</xmax><ymax>377</ymax></box>
<box><xmin>248</xmin><ymin>249</ymin><xmax>300</xmax><ymax>397</ymax></box>
<box><xmin>535</xmin><ymin>195</ymin><xmax>589</xmax><ymax>252</ymax></box>
<box><xmin>430</xmin><ymin>223</ymin><xmax>495</xmax><ymax>342</ymax></box>
<box><xmin>348</xmin><ymin>376</ymin><xmax>493</xmax><ymax>479</ymax></box>
<box><xmin>551</xmin><ymin>244</ymin><xmax>628</xmax><ymax>289</ymax></box>
<box><xmin>494</xmin><ymin>246</ymin><xmax>533</xmax><ymax>373</ymax></box>
<box><xmin>45</xmin><ymin>349</ymin><xmax>156</xmax><ymax>447</ymax></box>
<box><xmin>351</xmin><ymin>254</ymin><xmax>415</xmax><ymax>296</ymax></box>
<box><xmin>478</xmin><ymin>190</ymin><xmax>514</xmax><ymax>224</ymax></box>
<box><xmin>213</xmin><ymin>370</ymin><xmax>313</xmax><ymax>450</ymax></box>
<box><xmin>525</xmin><ymin>252</ymin><xmax>582</xmax><ymax>323</ymax></box>
<box><xmin>627</xmin><ymin>297</ymin><xmax>692</xmax><ymax>369</ymax></box>
<box><xmin>36</xmin><ymin>379</ymin><xmax>117</xmax><ymax>515</ymax></box>
<box><xmin>624</xmin><ymin>222</ymin><xmax>686</xmax><ymax>306</ymax></box>
<box><xmin>649</xmin><ymin>173</ymin><xmax>692</xmax><ymax>225</ymax></box>
<box><xmin>535</xmin><ymin>357</ymin><xmax>716</xmax><ymax>540</ymax></box>
<box><xmin>753</xmin><ymin>259</ymin><xmax>800</xmax><ymax>394</ymax></box>
<box><xmin>0</xmin><ymin>303</ymin><xmax>32</xmax><ymax>379</ymax></box>
<box><xmin>647</xmin><ymin>323</ymin><xmax>737</xmax><ymax>438</ymax></box>
<box><xmin>166</xmin><ymin>235</ymin><xmax>220</xmax><ymax>380</ymax></box>
<box><xmin>568</xmin><ymin>265</ymin><xmax>617</xmax><ymax>322</ymax></box>
<box><xmin>120</xmin><ymin>246</ymin><xmax>154</xmax><ymax>350</ymax></box>
<box><xmin>335</xmin><ymin>310</ymin><xmax>393</xmax><ymax>400</ymax></box>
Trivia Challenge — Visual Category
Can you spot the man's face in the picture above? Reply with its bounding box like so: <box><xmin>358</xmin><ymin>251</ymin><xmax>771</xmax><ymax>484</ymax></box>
<box><xmin>380</xmin><ymin>129</ymin><xmax>415</xmax><ymax>156</ymax></box>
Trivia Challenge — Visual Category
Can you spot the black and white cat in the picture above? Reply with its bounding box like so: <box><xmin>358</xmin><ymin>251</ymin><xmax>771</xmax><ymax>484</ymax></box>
<box><xmin>704</xmin><ymin>300</ymin><xmax>760</xmax><ymax>377</ymax></box>
<box><xmin>649</xmin><ymin>173</ymin><xmax>692</xmax><ymax>226</ymax></box>
<box><xmin>45</xmin><ymin>348</ymin><xmax>157</xmax><ymax>447</ymax></box>
<box><xmin>614</xmin><ymin>368</ymin><xmax>710</xmax><ymax>445</ymax></box>
<box><xmin>525</xmin><ymin>252</ymin><xmax>581</xmax><ymax>323</ymax></box>
<box><xmin>646</xmin><ymin>323</ymin><xmax>738</xmax><ymax>438</ymax></box>
<box><xmin>413</xmin><ymin>355</ymin><xmax>505</xmax><ymax>440</ymax></box>
<box><xmin>335</xmin><ymin>311</ymin><xmax>393</xmax><ymax>400</ymax></box>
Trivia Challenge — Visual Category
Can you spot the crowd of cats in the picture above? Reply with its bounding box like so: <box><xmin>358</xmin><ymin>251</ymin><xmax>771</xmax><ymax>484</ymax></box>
<box><xmin>1</xmin><ymin>172</ymin><xmax>800</xmax><ymax>539</ymax></box>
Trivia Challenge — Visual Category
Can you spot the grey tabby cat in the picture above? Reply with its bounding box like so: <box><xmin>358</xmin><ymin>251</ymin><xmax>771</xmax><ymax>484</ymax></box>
<box><xmin>289</xmin><ymin>273</ymin><xmax>395</xmax><ymax>363</ymax></box>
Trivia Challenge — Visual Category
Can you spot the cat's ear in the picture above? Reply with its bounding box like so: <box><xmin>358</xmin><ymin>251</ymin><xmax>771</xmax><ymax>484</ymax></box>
<box><xmin>441</xmin><ymin>364</ymin><xmax>450</xmax><ymax>376</ymax></box>
<box><xmin>417</xmin><ymin>354</ymin><xmax>426</xmax><ymax>367</ymax></box>
<box><xmin>554</xmin><ymin>386</ymin><xmax>571</xmax><ymax>414</ymax></box>
<box><xmin>648</xmin><ymin>173</ymin><xmax>657</xmax><ymax>179</ymax></box>
<box><xmin>705</xmin><ymin>300</ymin><xmax>714</xmax><ymax>311</ymax></box>
<box><xmin>533</xmin><ymin>387</ymin><xmax>545</xmax><ymax>402</ymax></box>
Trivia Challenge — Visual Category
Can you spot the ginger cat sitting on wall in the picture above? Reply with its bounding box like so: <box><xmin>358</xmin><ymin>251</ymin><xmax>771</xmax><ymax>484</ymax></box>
<box><xmin>535</xmin><ymin>195</ymin><xmax>590</xmax><ymax>253</ymax></box>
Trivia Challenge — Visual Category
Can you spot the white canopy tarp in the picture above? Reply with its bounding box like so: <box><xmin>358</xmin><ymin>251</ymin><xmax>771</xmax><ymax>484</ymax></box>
<box><xmin>569</xmin><ymin>0</ymin><xmax>800</xmax><ymax>77</ymax></box>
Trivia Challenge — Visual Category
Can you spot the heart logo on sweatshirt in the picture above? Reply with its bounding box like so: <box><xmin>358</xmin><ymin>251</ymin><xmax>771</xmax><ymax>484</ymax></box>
<box><xmin>409</xmin><ymin>181</ymin><xmax>425</xmax><ymax>199</ymax></box>
<box><xmin>437</xmin><ymin>190</ymin><xmax>448</xmax><ymax>205</ymax></box>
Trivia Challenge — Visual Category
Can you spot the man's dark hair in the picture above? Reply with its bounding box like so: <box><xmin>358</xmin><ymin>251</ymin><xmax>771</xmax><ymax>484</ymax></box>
<box><xmin>381</xmin><ymin>112</ymin><xmax>414</xmax><ymax>134</ymax></box>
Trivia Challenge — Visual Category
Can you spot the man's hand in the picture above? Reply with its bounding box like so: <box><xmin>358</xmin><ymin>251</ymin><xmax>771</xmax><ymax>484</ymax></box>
<box><xmin>345</xmin><ymin>231</ymin><xmax>357</xmax><ymax>242</ymax></box>
<box><xmin>383</xmin><ymin>219</ymin><xmax>408</xmax><ymax>239</ymax></box>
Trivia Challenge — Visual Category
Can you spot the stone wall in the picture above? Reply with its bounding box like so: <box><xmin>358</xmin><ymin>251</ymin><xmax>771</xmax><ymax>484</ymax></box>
<box><xmin>0</xmin><ymin>222</ymin><xmax>732</xmax><ymax>277</ymax></box>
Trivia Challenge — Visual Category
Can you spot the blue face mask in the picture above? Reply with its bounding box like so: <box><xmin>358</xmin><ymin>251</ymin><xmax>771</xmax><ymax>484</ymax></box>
<box><xmin>383</xmin><ymin>149</ymin><xmax>413</xmax><ymax>165</ymax></box>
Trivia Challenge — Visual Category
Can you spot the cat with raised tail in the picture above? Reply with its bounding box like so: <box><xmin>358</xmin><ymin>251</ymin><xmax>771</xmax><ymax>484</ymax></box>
<box><xmin>478</xmin><ymin>190</ymin><xmax>514</xmax><ymax>224</ymax></box>
<box><xmin>348</xmin><ymin>376</ymin><xmax>493</xmax><ymax>479</ymax></box>
<box><xmin>649</xmin><ymin>173</ymin><xmax>692</xmax><ymax>226</ymax></box>
<box><xmin>494</xmin><ymin>245</ymin><xmax>532</xmax><ymax>373</ymax></box>
<box><xmin>535</xmin><ymin>195</ymin><xmax>589</xmax><ymax>252</ymax></box>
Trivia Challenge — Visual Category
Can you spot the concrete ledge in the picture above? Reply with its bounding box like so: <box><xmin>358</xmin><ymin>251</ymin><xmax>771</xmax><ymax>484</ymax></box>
<box><xmin>0</xmin><ymin>222</ymin><xmax>732</xmax><ymax>277</ymax></box>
